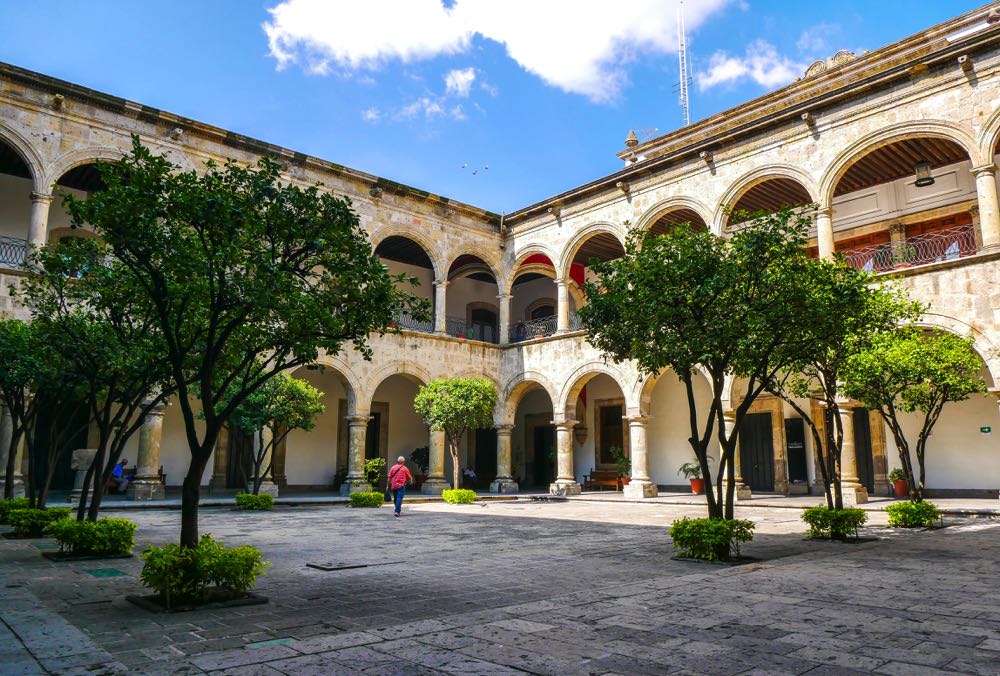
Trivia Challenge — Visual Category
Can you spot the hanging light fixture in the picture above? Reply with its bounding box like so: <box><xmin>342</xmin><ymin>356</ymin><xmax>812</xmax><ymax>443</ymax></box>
<box><xmin>914</xmin><ymin>160</ymin><xmax>935</xmax><ymax>187</ymax></box>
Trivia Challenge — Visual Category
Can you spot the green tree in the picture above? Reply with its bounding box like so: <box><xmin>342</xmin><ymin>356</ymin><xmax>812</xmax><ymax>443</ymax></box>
<box><xmin>225</xmin><ymin>372</ymin><xmax>325</xmax><ymax>493</ymax></box>
<box><xmin>19</xmin><ymin>236</ymin><xmax>173</xmax><ymax>520</ymax></box>
<box><xmin>842</xmin><ymin>328</ymin><xmax>987</xmax><ymax>501</ymax></box>
<box><xmin>765</xmin><ymin>263</ymin><xmax>922</xmax><ymax>508</ymax></box>
<box><xmin>413</xmin><ymin>378</ymin><xmax>497</xmax><ymax>490</ymax></box>
<box><xmin>580</xmin><ymin>208</ymin><xmax>829</xmax><ymax>519</ymax></box>
<box><xmin>63</xmin><ymin>138</ymin><xmax>427</xmax><ymax>547</ymax></box>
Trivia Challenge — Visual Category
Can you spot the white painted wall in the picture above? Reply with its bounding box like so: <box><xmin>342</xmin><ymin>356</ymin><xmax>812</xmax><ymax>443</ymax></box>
<box><xmin>647</xmin><ymin>372</ymin><xmax>714</xmax><ymax>487</ymax></box>
<box><xmin>158</xmin><ymin>397</ymin><xmax>211</xmax><ymax>487</ymax></box>
<box><xmin>0</xmin><ymin>174</ymin><xmax>31</xmax><ymax>240</ymax></box>
<box><xmin>510</xmin><ymin>276</ymin><xmax>558</xmax><ymax>321</ymax></box>
<box><xmin>573</xmin><ymin>374</ymin><xmax>626</xmax><ymax>483</ymax></box>
<box><xmin>512</xmin><ymin>387</ymin><xmax>554</xmax><ymax>487</ymax></box>
<box><xmin>371</xmin><ymin>375</ymin><xmax>430</xmax><ymax>470</ymax></box>
<box><xmin>284</xmin><ymin>368</ymin><xmax>346</xmax><ymax>487</ymax></box>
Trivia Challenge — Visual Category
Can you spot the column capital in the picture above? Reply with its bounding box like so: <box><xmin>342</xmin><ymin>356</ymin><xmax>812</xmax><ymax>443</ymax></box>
<box><xmin>987</xmin><ymin>387</ymin><xmax>1000</xmax><ymax>399</ymax></box>
<box><xmin>433</xmin><ymin>279</ymin><xmax>450</xmax><ymax>288</ymax></box>
<box><xmin>345</xmin><ymin>414</ymin><xmax>372</xmax><ymax>426</ymax></box>
<box><xmin>29</xmin><ymin>191</ymin><xmax>53</xmax><ymax>205</ymax></box>
<box><xmin>623</xmin><ymin>415</ymin><xmax>650</xmax><ymax>426</ymax></box>
<box><xmin>722</xmin><ymin>409</ymin><xmax>737</xmax><ymax>422</ymax></box>
<box><xmin>551</xmin><ymin>419</ymin><xmax>578</xmax><ymax>430</ymax></box>
<box><xmin>887</xmin><ymin>220</ymin><xmax>906</xmax><ymax>236</ymax></box>
<box><xmin>496</xmin><ymin>292</ymin><xmax>511</xmax><ymax>301</ymax></box>
<box><xmin>494</xmin><ymin>423</ymin><xmax>514</xmax><ymax>434</ymax></box>
<box><xmin>814</xmin><ymin>206</ymin><xmax>833</xmax><ymax>218</ymax></box>
<box><xmin>972</xmin><ymin>163</ymin><xmax>997</xmax><ymax>177</ymax></box>
<box><xmin>554</xmin><ymin>278</ymin><xmax>568</xmax><ymax>288</ymax></box>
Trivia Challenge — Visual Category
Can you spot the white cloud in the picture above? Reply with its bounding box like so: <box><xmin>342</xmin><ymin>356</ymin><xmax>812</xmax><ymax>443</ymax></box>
<box><xmin>796</xmin><ymin>22</ymin><xmax>839</xmax><ymax>54</ymax></box>
<box><xmin>361</xmin><ymin>106</ymin><xmax>382</xmax><ymax>123</ymax></box>
<box><xmin>264</xmin><ymin>0</ymin><xmax>732</xmax><ymax>103</ymax></box>
<box><xmin>395</xmin><ymin>97</ymin><xmax>446</xmax><ymax>121</ymax></box>
<box><xmin>444</xmin><ymin>67</ymin><xmax>476</xmax><ymax>97</ymax></box>
<box><xmin>697</xmin><ymin>40</ymin><xmax>805</xmax><ymax>91</ymax></box>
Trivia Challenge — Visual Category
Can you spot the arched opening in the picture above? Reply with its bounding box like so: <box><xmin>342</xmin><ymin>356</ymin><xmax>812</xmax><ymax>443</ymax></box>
<box><xmin>445</xmin><ymin>254</ymin><xmax>500</xmax><ymax>343</ymax></box>
<box><xmin>0</xmin><ymin>137</ymin><xmax>34</xmax><ymax>267</ymax></box>
<box><xmin>563</xmin><ymin>372</ymin><xmax>629</xmax><ymax>492</ymax></box>
<box><xmin>647</xmin><ymin>207</ymin><xmax>708</xmax><ymax>237</ymax></box>
<box><xmin>508</xmin><ymin>382</ymin><xmax>555</xmax><ymax>489</ymax></box>
<box><xmin>509</xmin><ymin>253</ymin><xmax>561</xmax><ymax>341</ymax></box>
<box><xmin>374</xmin><ymin>235</ymin><xmax>435</xmax><ymax>333</ymax></box>
<box><xmin>642</xmin><ymin>371</ymin><xmax>715</xmax><ymax>492</ymax></box>
<box><xmin>368</xmin><ymin>373</ymin><xmax>429</xmax><ymax>491</ymax></box>
<box><xmin>827</xmin><ymin>137</ymin><xmax>976</xmax><ymax>271</ymax></box>
<box><xmin>727</xmin><ymin>177</ymin><xmax>812</xmax><ymax>229</ymax></box>
<box><xmin>49</xmin><ymin>162</ymin><xmax>108</xmax><ymax>244</ymax></box>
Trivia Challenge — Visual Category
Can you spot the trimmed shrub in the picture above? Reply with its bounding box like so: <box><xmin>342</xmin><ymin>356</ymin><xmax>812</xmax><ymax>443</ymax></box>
<box><xmin>349</xmin><ymin>491</ymin><xmax>384</xmax><ymax>508</ymax></box>
<box><xmin>885</xmin><ymin>500</ymin><xmax>941</xmax><ymax>528</ymax></box>
<box><xmin>442</xmin><ymin>489</ymin><xmax>476</xmax><ymax>504</ymax></box>
<box><xmin>235</xmin><ymin>493</ymin><xmax>274</xmax><ymax>511</ymax></box>
<box><xmin>45</xmin><ymin>517</ymin><xmax>137</xmax><ymax>556</ymax></box>
<box><xmin>0</xmin><ymin>497</ymin><xmax>30</xmax><ymax>524</ymax></box>
<box><xmin>801</xmin><ymin>506</ymin><xmax>868</xmax><ymax>540</ymax></box>
<box><xmin>139</xmin><ymin>534</ymin><xmax>269</xmax><ymax>607</ymax></box>
<box><xmin>8</xmin><ymin>507</ymin><xmax>72</xmax><ymax>537</ymax></box>
<box><xmin>669</xmin><ymin>517</ymin><xmax>755</xmax><ymax>561</ymax></box>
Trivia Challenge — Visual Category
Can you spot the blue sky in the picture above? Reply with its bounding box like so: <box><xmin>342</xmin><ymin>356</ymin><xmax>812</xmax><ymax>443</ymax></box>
<box><xmin>0</xmin><ymin>1</ymin><xmax>985</xmax><ymax>213</ymax></box>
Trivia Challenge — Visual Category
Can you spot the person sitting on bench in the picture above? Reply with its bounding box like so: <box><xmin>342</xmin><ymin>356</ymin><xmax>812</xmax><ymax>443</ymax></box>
<box><xmin>110</xmin><ymin>458</ymin><xmax>132</xmax><ymax>494</ymax></box>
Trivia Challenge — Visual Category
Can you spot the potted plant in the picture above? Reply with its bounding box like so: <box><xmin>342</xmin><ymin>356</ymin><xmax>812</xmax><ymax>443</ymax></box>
<box><xmin>609</xmin><ymin>446</ymin><xmax>630</xmax><ymax>486</ymax></box>
<box><xmin>678</xmin><ymin>460</ymin><xmax>707</xmax><ymax>494</ymax></box>
<box><xmin>891</xmin><ymin>242</ymin><xmax>918</xmax><ymax>270</ymax></box>
<box><xmin>410</xmin><ymin>446</ymin><xmax>429</xmax><ymax>490</ymax></box>
<box><xmin>888</xmin><ymin>468</ymin><xmax>909</xmax><ymax>499</ymax></box>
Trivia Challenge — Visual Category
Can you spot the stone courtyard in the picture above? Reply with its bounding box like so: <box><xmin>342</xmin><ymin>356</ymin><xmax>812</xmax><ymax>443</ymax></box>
<box><xmin>2</xmin><ymin>500</ymin><xmax>999</xmax><ymax>675</ymax></box>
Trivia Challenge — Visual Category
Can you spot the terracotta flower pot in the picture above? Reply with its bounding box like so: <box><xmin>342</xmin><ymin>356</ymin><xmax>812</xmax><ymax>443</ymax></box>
<box><xmin>690</xmin><ymin>478</ymin><xmax>705</xmax><ymax>494</ymax></box>
<box><xmin>620</xmin><ymin>476</ymin><xmax>630</xmax><ymax>487</ymax></box>
<box><xmin>892</xmin><ymin>479</ymin><xmax>909</xmax><ymax>499</ymax></box>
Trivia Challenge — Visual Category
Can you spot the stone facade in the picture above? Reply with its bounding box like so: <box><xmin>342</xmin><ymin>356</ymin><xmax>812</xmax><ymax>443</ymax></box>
<box><xmin>1</xmin><ymin>6</ymin><xmax>999</xmax><ymax>499</ymax></box>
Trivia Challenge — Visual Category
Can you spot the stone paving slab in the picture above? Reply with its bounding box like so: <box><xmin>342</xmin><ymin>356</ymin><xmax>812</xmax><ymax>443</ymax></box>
<box><xmin>1</xmin><ymin>500</ymin><xmax>999</xmax><ymax>674</ymax></box>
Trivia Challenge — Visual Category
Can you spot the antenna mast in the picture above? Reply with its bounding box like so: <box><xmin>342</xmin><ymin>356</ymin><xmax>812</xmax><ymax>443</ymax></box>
<box><xmin>677</xmin><ymin>1</ymin><xmax>691</xmax><ymax>126</ymax></box>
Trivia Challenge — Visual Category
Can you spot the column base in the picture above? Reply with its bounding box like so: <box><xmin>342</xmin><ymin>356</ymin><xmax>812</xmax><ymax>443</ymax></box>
<box><xmin>248</xmin><ymin>481</ymin><xmax>280</xmax><ymax>498</ymax></box>
<box><xmin>840</xmin><ymin>483</ymin><xmax>869</xmax><ymax>505</ymax></box>
<box><xmin>549</xmin><ymin>480</ymin><xmax>581</xmax><ymax>496</ymax></box>
<box><xmin>623</xmin><ymin>481</ymin><xmax>658</xmax><ymax>499</ymax></box>
<box><xmin>340</xmin><ymin>480</ymin><xmax>375</xmax><ymax>496</ymax></box>
<box><xmin>489</xmin><ymin>477</ymin><xmax>519</xmax><ymax>494</ymax></box>
<box><xmin>128</xmin><ymin>480</ymin><xmax>165</xmax><ymax>501</ymax></box>
<box><xmin>420</xmin><ymin>478</ymin><xmax>450</xmax><ymax>495</ymax></box>
<box><xmin>735</xmin><ymin>484</ymin><xmax>752</xmax><ymax>501</ymax></box>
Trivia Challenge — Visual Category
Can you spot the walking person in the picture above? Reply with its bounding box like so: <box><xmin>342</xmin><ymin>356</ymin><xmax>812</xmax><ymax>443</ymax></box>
<box><xmin>387</xmin><ymin>456</ymin><xmax>413</xmax><ymax>517</ymax></box>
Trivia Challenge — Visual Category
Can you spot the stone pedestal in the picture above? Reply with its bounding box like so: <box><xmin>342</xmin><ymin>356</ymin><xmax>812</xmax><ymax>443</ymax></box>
<box><xmin>623</xmin><ymin>416</ymin><xmax>657</xmax><ymax>499</ymax></box>
<box><xmin>422</xmin><ymin>429</ymin><xmax>450</xmax><ymax>495</ymax></box>
<box><xmin>341</xmin><ymin>415</ymin><xmax>373</xmax><ymax>495</ymax></box>
<box><xmin>68</xmin><ymin>448</ymin><xmax>97</xmax><ymax>503</ymax></box>
<box><xmin>128</xmin><ymin>402</ymin><xmax>166</xmax><ymax>501</ymax></box>
<box><xmin>549</xmin><ymin>420</ymin><xmax>581</xmax><ymax>496</ymax></box>
<box><xmin>490</xmin><ymin>424</ymin><xmax>519</xmax><ymax>494</ymax></box>
<box><xmin>248</xmin><ymin>480</ymin><xmax>280</xmax><ymax>497</ymax></box>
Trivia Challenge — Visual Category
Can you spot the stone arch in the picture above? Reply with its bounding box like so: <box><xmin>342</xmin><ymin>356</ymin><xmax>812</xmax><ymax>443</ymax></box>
<box><xmin>503</xmin><ymin>244</ymin><xmax>560</xmax><ymax>295</ymax></box>
<box><xmin>445</xmin><ymin>248</ymin><xmax>502</xmax><ymax>284</ymax></box>
<box><xmin>818</xmin><ymin>120</ymin><xmax>980</xmax><ymax>208</ymax></box>
<box><xmin>634</xmin><ymin>366</ymin><xmax>714</xmax><ymax>417</ymax></box>
<box><xmin>289</xmin><ymin>355</ymin><xmax>364</xmax><ymax>413</ymax></box>
<box><xmin>44</xmin><ymin>147</ymin><xmax>124</xmax><ymax>192</ymax></box>
<box><xmin>978</xmin><ymin>105</ymin><xmax>1000</xmax><ymax>166</ymax></box>
<box><xmin>0</xmin><ymin>122</ymin><xmax>45</xmax><ymax>192</ymax></box>
<box><xmin>369</xmin><ymin>227</ymin><xmax>444</xmax><ymax>281</ymax></box>
<box><xmin>634</xmin><ymin>196</ymin><xmax>714</xmax><ymax>235</ymax></box>
<box><xmin>558</xmin><ymin>221</ymin><xmax>625</xmax><ymax>280</ymax></box>
<box><xmin>501</xmin><ymin>371</ymin><xmax>559</xmax><ymax>425</ymax></box>
<box><xmin>913</xmin><ymin>313</ymin><xmax>999</xmax><ymax>387</ymax></box>
<box><xmin>558</xmin><ymin>361</ymin><xmax>636</xmax><ymax>420</ymax></box>
<box><xmin>362</xmin><ymin>361</ymin><xmax>433</xmax><ymax>410</ymax></box>
<box><xmin>715</xmin><ymin>164</ymin><xmax>818</xmax><ymax>233</ymax></box>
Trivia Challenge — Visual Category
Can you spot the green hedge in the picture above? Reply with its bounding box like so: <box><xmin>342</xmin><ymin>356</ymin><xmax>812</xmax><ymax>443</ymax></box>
<box><xmin>442</xmin><ymin>489</ymin><xmax>476</xmax><ymax>504</ymax></box>
<box><xmin>0</xmin><ymin>497</ymin><xmax>30</xmax><ymax>524</ymax></box>
<box><xmin>885</xmin><ymin>500</ymin><xmax>941</xmax><ymax>528</ymax></box>
<box><xmin>235</xmin><ymin>493</ymin><xmax>274</xmax><ymax>511</ymax></box>
<box><xmin>8</xmin><ymin>507</ymin><xmax>72</xmax><ymax>537</ymax></box>
<box><xmin>139</xmin><ymin>534</ymin><xmax>269</xmax><ymax>607</ymax></box>
<box><xmin>801</xmin><ymin>506</ymin><xmax>868</xmax><ymax>540</ymax></box>
<box><xmin>45</xmin><ymin>517</ymin><xmax>136</xmax><ymax>556</ymax></box>
<box><xmin>669</xmin><ymin>517</ymin><xmax>755</xmax><ymax>561</ymax></box>
<box><xmin>349</xmin><ymin>491</ymin><xmax>384</xmax><ymax>508</ymax></box>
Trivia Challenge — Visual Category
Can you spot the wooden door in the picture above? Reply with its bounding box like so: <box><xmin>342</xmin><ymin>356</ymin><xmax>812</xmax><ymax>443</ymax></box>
<box><xmin>853</xmin><ymin>407</ymin><xmax>875</xmax><ymax>492</ymax></box>
<box><xmin>740</xmin><ymin>412</ymin><xmax>775</xmax><ymax>492</ymax></box>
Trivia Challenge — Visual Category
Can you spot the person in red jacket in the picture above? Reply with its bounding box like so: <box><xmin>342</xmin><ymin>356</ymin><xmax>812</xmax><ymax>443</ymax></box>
<box><xmin>387</xmin><ymin>456</ymin><xmax>413</xmax><ymax>517</ymax></box>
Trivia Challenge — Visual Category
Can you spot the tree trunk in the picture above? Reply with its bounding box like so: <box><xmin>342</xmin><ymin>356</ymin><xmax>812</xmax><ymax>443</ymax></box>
<box><xmin>3</xmin><ymin>428</ymin><xmax>21</xmax><ymax>499</ymax></box>
<box><xmin>76</xmin><ymin>460</ymin><xmax>96</xmax><ymax>521</ymax></box>
<box><xmin>180</xmin><ymin>453</ymin><xmax>210</xmax><ymax>548</ymax></box>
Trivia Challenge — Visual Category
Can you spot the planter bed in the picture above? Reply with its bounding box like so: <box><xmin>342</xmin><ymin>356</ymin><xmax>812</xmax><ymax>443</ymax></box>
<box><xmin>42</xmin><ymin>551</ymin><xmax>134</xmax><ymax>562</ymax></box>
<box><xmin>126</xmin><ymin>590</ymin><xmax>268</xmax><ymax>614</ymax></box>
<box><xmin>670</xmin><ymin>555</ymin><xmax>760</xmax><ymax>566</ymax></box>
<box><xmin>2</xmin><ymin>532</ymin><xmax>47</xmax><ymax>540</ymax></box>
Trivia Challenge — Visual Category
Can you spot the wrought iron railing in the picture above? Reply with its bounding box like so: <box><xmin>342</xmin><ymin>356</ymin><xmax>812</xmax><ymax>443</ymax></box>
<box><xmin>392</xmin><ymin>310</ymin><xmax>433</xmax><ymax>334</ymax></box>
<box><xmin>445</xmin><ymin>316</ymin><xmax>498</xmax><ymax>343</ymax></box>
<box><xmin>569</xmin><ymin>311</ymin><xmax>583</xmax><ymax>331</ymax></box>
<box><xmin>510</xmin><ymin>315</ymin><xmax>557</xmax><ymax>342</ymax></box>
<box><xmin>0</xmin><ymin>236</ymin><xmax>27</xmax><ymax>269</ymax></box>
<box><xmin>839</xmin><ymin>225</ymin><xmax>977</xmax><ymax>273</ymax></box>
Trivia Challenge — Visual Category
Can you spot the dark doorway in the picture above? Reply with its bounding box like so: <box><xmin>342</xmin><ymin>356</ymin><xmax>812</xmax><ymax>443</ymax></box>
<box><xmin>598</xmin><ymin>404</ymin><xmax>624</xmax><ymax>466</ymax></box>
<box><xmin>853</xmin><ymin>408</ymin><xmax>875</xmax><ymax>492</ymax></box>
<box><xmin>469</xmin><ymin>307</ymin><xmax>497</xmax><ymax>343</ymax></box>
<box><xmin>365</xmin><ymin>412</ymin><xmax>381</xmax><ymax>460</ymax></box>
<box><xmin>532</xmin><ymin>424</ymin><xmax>555</xmax><ymax>486</ymax></box>
<box><xmin>785</xmin><ymin>418</ymin><xmax>808</xmax><ymax>484</ymax></box>
<box><xmin>474</xmin><ymin>428</ymin><xmax>497</xmax><ymax>487</ymax></box>
<box><xmin>530</xmin><ymin>304</ymin><xmax>555</xmax><ymax>320</ymax></box>
<box><xmin>740</xmin><ymin>412</ymin><xmax>775</xmax><ymax>492</ymax></box>
<box><xmin>33</xmin><ymin>395</ymin><xmax>89</xmax><ymax>491</ymax></box>
<box><xmin>226</xmin><ymin>427</ymin><xmax>253</xmax><ymax>489</ymax></box>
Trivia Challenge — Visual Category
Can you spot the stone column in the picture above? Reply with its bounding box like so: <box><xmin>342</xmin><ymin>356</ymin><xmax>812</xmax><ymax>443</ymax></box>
<box><xmin>248</xmin><ymin>426</ymin><xmax>279</xmax><ymax>497</ymax></box>
<box><xmin>623</xmin><ymin>416</ymin><xmax>657</xmax><ymax>498</ymax></box>
<box><xmin>0</xmin><ymin>407</ymin><xmax>25</xmax><ymax>498</ymax></box>
<box><xmin>549</xmin><ymin>419</ymin><xmax>581</xmax><ymax>495</ymax></box>
<box><xmin>972</xmin><ymin>164</ymin><xmax>1000</xmax><ymax>250</ymax></box>
<box><xmin>433</xmin><ymin>280</ymin><xmax>449</xmax><ymax>334</ymax></box>
<box><xmin>837</xmin><ymin>402</ymin><xmax>869</xmax><ymax>504</ymax></box>
<box><xmin>888</xmin><ymin>221</ymin><xmax>907</xmax><ymax>262</ymax></box>
<box><xmin>555</xmin><ymin>279</ymin><xmax>570</xmax><ymax>334</ymax></box>
<box><xmin>68</xmin><ymin>449</ymin><xmax>97</xmax><ymax>503</ymax></box>
<box><xmin>27</xmin><ymin>192</ymin><xmax>53</xmax><ymax>260</ymax></box>
<box><xmin>970</xmin><ymin>205</ymin><xmax>982</xmax><ymax>250</ymax></box>
<box><xmin>422</xmin><ymin>428</ymin><xmax>449</xmax><ymax>494</ymax></box>
<box><xmin>490</xmin><ymin>424</ymin><xmax>518</xmax><ymax>493</ymax></box>
<box><xmin>340</xmin><ymin>414</ymin><xmax>372</xmax><ymax>495</ymax></box>
<box><xmin>497</xmin><ymin>293</ymin><xmax>511</xmax><ymax>345</ymax></box>
<box><xmin>816</xmin><ymin>207</ymin><xmax>835</xmax><ymax>260</ymax></box>
<box><xmin>724</xmin><ymin>410</ymin><xmax>752</xmax><ymax>500</ymax></box>
<box><xmin>128</xmin><ymin>403</ymin><xmax>166</xmax><ymax>500</ymax></box>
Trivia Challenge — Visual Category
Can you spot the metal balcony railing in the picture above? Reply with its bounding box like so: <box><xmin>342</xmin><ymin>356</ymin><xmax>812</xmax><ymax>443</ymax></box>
<box><xmin>445</xmin><ymin>316</ymin><xmax>498</xmax><ymax>344</ymax></box>
<box><xmin>0</xmin><ymin>236</ymin><xmax>27</xmax><ymax>269</ymax></box>
<box><xmin>839</xmin><ymin>225</ymin><xmax>977</xmax><ymax>273</ymax></box>
<box><xmin>508</xmin><ymin>312</ymin><xmax>583</xmax><ymax>342</ymax></box>
<box><xmin>392</xmin><ymin>310</ymin><xmax>433</xmax><ymax>334</ymax></box>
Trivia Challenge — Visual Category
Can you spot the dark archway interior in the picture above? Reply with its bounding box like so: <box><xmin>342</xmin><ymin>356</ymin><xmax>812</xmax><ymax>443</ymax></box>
<box><xmin>648</xmin><ymin>208</ymin><xmax>707</xmax><ymax>237</ymax></box>
<box><xmin>573</xmin><ymin>233</ymin><xmax>625</xmax><ymax>266</ymax></box>
<box><xmin>56</xmin><ymin>164</ymin><xmax>106</xmax><ymax>193</ymax></box>
<box><xmin>0</xmin><ymin>140</ymin><xmax>31</xmax><ymax>179</ymax></box>
<box><xmin>730</xmin><ymin>178</ymin><xmax>811</xmax><ymax>217</ymax></box>
<box><xmin>375</xmin><ymin>236</ymin><xmax>434</xmax><ymax>270</ymax></box>
<box><xmin>834</xmin><ymin>137</ymin><xmax>969</xmax><ymax>197</ymax></box>
<box><xmin>449</xmin><ymin>254</ymin><xmax>496</xmax><ymax>283</ymax></box>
